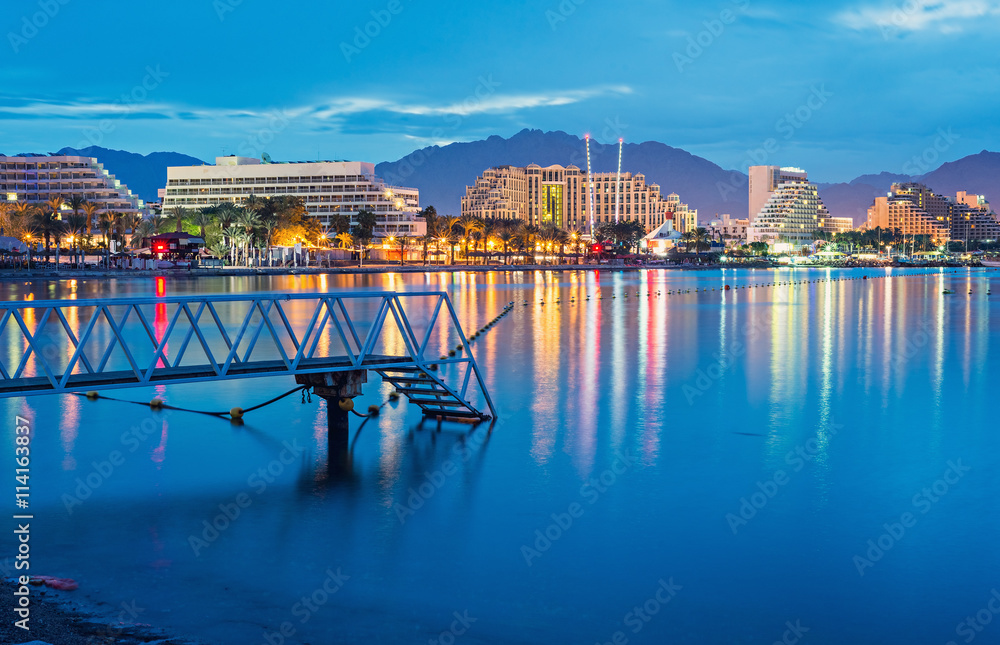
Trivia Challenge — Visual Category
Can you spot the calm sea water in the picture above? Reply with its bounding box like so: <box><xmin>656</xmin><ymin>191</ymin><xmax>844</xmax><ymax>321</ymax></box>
<box><xmin>3</xmin><ymin>267</ymin><xmax>999</xmax><ymax>645</ymax></box>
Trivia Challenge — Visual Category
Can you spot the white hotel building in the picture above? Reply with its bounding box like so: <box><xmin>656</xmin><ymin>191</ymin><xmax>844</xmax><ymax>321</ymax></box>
<box><xmin>0</xmin><ymin>155</ymin><xmax>146</xmax><ymax>216</ymax></box>
<box><xmin>161</xmin><ymin>157</ymin><xmax>425</xmax><ymax>238</ymax></box>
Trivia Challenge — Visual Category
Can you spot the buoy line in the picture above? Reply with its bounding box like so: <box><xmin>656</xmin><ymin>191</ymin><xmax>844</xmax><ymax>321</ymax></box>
<box><xmin>77</xmin><ymin>385</ymin><xmax>312</xmax><ymax>421</ymax></box>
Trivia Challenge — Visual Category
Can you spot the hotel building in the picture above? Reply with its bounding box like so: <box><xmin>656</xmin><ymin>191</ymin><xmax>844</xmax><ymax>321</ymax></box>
<box><xmin>867</xmin><ymin>184</ymin><xmax>1000</xmax><ymax>243</ymax></box>
<box><xmin>748</xmin><ymin>175</ymin><xmax>832</xmax><ymax>246</ymax></box>
<box><xmin>748</xmin><ymin>166</ymin><xmax>809</xmax><ymax>225</ymax></box>
<box><xmin>162</xmin><ymin>157</ymin><xmax>425</xmax><ymax>238</ymax></box>
<box><xmin>951</xmin><ymin>191</ymin><xmax>1000</xmax><ymax>242</ymax></box>
<box><xmin>705</xmin><ymin>214</ymin><xmax>750</xmax><ymax>244</ymax></box>
<box><xmin>0</xmin><ymin>155</ymin><xmax>146</xmax><ymax>219</ymax></box>
<box><xmin>461</xmin><ymin>164</ymin><xmax>696</xmax><ymax>235</ymax></box>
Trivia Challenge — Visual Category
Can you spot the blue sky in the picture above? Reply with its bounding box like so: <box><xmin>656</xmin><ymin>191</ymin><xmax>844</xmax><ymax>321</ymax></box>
<box><xmin>2</xmin><ymin>0</ymin><xmax>998</xmax><ymax>182</ymax></box>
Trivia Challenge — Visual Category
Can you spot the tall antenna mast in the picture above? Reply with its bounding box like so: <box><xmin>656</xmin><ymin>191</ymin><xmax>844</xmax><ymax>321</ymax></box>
<box><xmin>585</xmin><ymin>134</ymin><xmax>595</xmax><ymax>234</ymax></box>
<box><xmin>614</xmin><ymin>138</ymin><xmax>623</xmax><ymax>224</ymax></box>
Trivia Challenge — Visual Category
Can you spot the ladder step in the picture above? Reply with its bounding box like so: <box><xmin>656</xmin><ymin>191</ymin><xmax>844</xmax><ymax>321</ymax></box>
<box><xmin>421</xmin><ymin>409</ymin><xmax>487</xmax><ymax>419</ymax></box>
<box><xmin>381</xmin><ymin>376</ymin><xmax>437</xmax><ymax>385</ymax></box>
<box><xmin>408</xmin><ymin>398</ymin><xmax>468</xmax><ymax>407</ymax></box>
<box><xmin>394</xmin><ymin>387</ymin><xmax>448</xmax><ymax>396</ymax></box>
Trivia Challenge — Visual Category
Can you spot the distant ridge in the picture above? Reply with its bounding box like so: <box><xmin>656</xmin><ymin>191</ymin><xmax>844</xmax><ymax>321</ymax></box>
<box><xmin>8</xmin><ymin>139</ymin><xmax>997</xmax><ymax>226</ymax></box>
<box><xmin>375</xmin><ymin>129</ymin><xmax>751</xmax><ymax>220</ymax></box>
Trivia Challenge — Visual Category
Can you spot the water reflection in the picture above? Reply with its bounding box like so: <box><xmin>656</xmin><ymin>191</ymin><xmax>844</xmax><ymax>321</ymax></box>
<box><xmin>5</xmin><ymin>267</ymin><xmax>998</xmax><ymax>645</ymax></box>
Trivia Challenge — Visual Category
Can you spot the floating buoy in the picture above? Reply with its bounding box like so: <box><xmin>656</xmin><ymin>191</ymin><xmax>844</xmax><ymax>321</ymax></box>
<box><xmin>388</xmin><ymin>391</ymin><xmax>400</xmax><ymax>401</ymax></box>
<box><xmin>86</xmin><ymin>391</ymin><xmax>99</xmax><ymax>400</ymax></box>
<box><xmin>230</xmin><ymin>407</ymin><xmax>244</xmax><ymax>420</ymax></box>
<box><xmin>338</xmin><ymin>398</ymin><xmax>354</xmax><ymax>411</ymax></box>
<box><xmin>368</xmin><ymin>404</ymin><xmax>380</xmax><ymax>416</ymax></box>
<box><xmin>448</xmin><ymin>350</ymin><xmax>456</xmax><ymax>356</ymax></box>
<box><xmin>150</xmin><ymin>398</ymin><xmax>164</xmax><ymax>409</ymax></box>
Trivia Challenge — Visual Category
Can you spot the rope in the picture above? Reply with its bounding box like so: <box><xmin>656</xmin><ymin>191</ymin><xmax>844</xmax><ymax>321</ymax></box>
<box><xmin>74</xmin><ymin>385</ymin><xmax>309</xmax><ymax>419</ymax></box>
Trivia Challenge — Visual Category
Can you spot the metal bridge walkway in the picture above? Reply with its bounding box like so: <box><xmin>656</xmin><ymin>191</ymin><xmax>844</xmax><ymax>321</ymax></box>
<box><xmin>0</xmin><ymin>291</ymin><xmax>495</xmax><ymax>421</ymax></box>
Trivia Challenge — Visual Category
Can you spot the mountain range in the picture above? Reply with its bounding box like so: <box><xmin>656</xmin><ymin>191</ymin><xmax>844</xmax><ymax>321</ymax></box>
<box><xmin>10</xmin><ymin>136</ymin><xmax>1000</xmax><ymax>227</ymax></box>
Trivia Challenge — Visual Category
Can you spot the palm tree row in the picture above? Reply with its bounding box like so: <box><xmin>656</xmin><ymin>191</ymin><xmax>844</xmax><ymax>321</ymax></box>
<box><xmin>1</xmin><ymin>197</ymin><xmax>143</xmax><ymax>264</ymax></box>
<box><xmin>411</xmin><ymin>208</ymin><xmax>588</xmax><ymax>266</ymax></box>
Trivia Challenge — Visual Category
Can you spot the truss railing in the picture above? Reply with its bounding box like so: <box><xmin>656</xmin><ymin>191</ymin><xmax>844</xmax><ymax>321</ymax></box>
<box><xmin>0</xmin><ymin>291</ymin><xmax>495</xmax><ymax>419</ymax></box>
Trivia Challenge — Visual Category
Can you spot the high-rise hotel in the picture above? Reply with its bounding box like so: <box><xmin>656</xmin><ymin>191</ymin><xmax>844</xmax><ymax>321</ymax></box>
<box><xmin>0</xmin><ymin>154</ymin><xmax>147</xmax><ymax>218</ymax></box>
<box><xmin>867</xmin><ymin>183</ymin><xmax>1000</xmax><ymax>243</ymax></box>
<box><xmin>461</xmin><ymin>164</ymin><xmax>697</xmax><ymax>235</ymax></box>
<box><xmin>162</xmin><ymin>156</ymin><xmax>425</xmax><ymax>238</ymax></box>
<box><xmin>747</xmin><ymin>165</ymin><xmax>841</xmax><ymax>246</ymax></box>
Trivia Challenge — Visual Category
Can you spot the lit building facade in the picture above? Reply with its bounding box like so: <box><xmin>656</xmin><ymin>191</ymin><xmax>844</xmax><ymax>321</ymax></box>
<box><xmin>748</xmin><ymin>180</ymin><xmax>831</xmax><ymax>246</ymax></box>
<box><xmin>706</xmin><ymin>214</ymin><xmax>749</xmax><ymax>243</ymax></box>
<box><xmin>748</xmin><ymin>166</ymin><xmax>808</xmax><ymax>223</ymax></box>
<box><xmin>866</xmin><ymin>183</ymin><xmax>953</xmax><ymax>242</ymax></box>
<box><xmin>162</xmin><ymin>157</ymin><xmax>425</xmax><ymax>238</ymax></box>
<box><xmin>820</xmin><ymin>217</ymin><xmax>855</xmax><ymax>235</ymax></box>
<box><xmin>0</xmin><ymin>155</ymin><xmax>146</xmax><ymax>219</ymax></box>
<box><xmin>461</xmin><ymin>164</ymin><xmax>695</xmax><ymax>235</ymax></box>
<box><xmin>952</xmin><ymin>191</ymin><xmax>1000</xmax><ymax>242</ymax></box>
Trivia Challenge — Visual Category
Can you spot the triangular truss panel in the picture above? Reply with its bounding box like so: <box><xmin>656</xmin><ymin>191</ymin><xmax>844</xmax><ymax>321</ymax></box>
<box><xmin>0</xmin><ymin>291</ymin><xmax>496</xmax><ymax>419</ymax></box>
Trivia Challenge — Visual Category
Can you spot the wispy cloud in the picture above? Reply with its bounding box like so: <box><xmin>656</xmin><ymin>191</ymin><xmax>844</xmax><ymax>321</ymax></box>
<box><xmin>0</xmin><ymin>86</ymin><xmax>633</xmax><ymax>123</ymax></box>
<box><xmin>835</xmin><ymin>0</ymin><xmax>1000</xmax><ymax>34</ymax></box>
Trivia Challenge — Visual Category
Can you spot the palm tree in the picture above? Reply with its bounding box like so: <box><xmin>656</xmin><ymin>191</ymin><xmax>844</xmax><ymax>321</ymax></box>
<box><xmin>496</xmin><ymin>223</ymin><xmax>516</xmax><ymax>265</ymax></box>
<box><xmin>517</xmin><ymin>223</ymin><xmax>539</xmax><ymax>264</ymax></box>
<box><xmin>335</xmin><ymin>232</ymin><xmax>354</xmax><ymax>250</ymax></box>
<box><xmin>0</xmin><ymin>202</ymin><xmax>12</xmax><ymax>236</ymax></box>
<box><xmin>459</xmin><ymin>215</ymin><xmax>484</xmax><ymax>265</ymax></box>
<box><xmin>233</xmin><ymin>208</ymin><xmax>260</xmax><ymax>266</ymax></box>
<box><xmin>81</xmin><ymin>202</ymin><xmax>100</xmax><ymax>239</ymax></box>
<box><xmin>69</xmin><ymin>194</ymin><xmax>85</xmax><ymax>235</ymax></box>
<box><xmin>168</xmin><ymin>206</ymin><xmax>187</xmax><ymax>234</ymax></box>
<box><xmin>42</xmin><ymin>196</ymin><xmax>66</xmax><ymax>260</ymax></box>
<box><xmin>97</xmin><ymin>211</ymin><xmax>115</xmax><ymax>267</ymax></box>
<box><xmin>439</xmin><ymin>215</ymin><xmax>460</xmax><ymax>265</ymax></box>
<box><xmin>691</xmin><ymin>227</ymin><xmax>711</xmax><ymax>254</ymax></box>
<box><xmin>131</xmin><ymin>219</ymin><xmax>155</xmax><ymax>248</ymax></box>
<box><xmin>190</xmin><ymin>209</ymin><xmax>213</xmax><ymax>239</ymax></box>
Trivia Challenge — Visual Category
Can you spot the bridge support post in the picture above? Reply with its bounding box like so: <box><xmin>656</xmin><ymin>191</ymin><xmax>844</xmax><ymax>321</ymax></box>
<box><xmin>295</xmin><ymin>370</ymin><xmax>368</xmax><ymax>451</ymax></box>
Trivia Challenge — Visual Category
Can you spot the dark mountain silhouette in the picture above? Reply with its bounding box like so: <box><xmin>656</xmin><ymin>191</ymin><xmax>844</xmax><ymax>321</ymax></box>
<box><xmin>375</xmin><ymin>129</ymin><xmax>750</xmax><ymax>220</ymax></box>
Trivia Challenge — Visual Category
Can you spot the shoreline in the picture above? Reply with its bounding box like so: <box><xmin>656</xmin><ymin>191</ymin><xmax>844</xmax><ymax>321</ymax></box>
<box><xmin>1</xmin><ymin>261</ymin><xmax>980</xmax><ymax>282</ymax></box>
<box><xmin>0</xmin><ymin>262</ymin><xmax>724</xmax><ymax>281</ymax></box>
<box><xmin>0</xmin><ymin>578</ymin><xmax>196</xmax><ymax>644</ymax></box>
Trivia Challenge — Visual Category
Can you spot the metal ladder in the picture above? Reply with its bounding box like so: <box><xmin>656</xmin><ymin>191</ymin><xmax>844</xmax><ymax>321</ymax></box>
<box><xmin>376</xmin><ymin>367</ymin><xmax>491</xmax><ymax>422</ymax></box>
